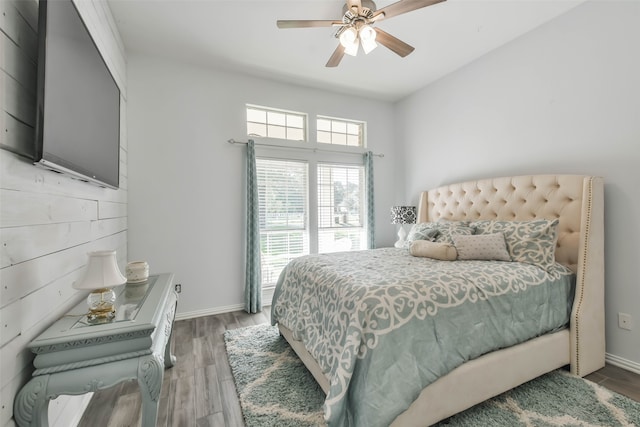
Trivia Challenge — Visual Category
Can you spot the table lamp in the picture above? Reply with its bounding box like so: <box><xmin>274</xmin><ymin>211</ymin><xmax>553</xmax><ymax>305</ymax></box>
<box><xmin>74</xmin><ymin>250</ymin><xmax>126</xmax><ymax>322</ymax></box>
<box><xmin>390</xmin><ymin>206</ymin><xmax>417</xmax><ymax>248</ymax></box>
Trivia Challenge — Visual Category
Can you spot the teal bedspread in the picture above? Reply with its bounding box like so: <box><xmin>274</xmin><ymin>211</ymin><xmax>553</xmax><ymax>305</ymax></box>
<box><xmin>271</xmin><ymin>248</ymin><xmax>575</xmax><ymax>427</ymax></box>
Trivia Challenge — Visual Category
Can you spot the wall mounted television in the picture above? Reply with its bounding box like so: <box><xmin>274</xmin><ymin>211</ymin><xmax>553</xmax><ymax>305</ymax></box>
<box><xmin>34</xmin><ymin>0</ymin><xmax>121</xmax><ymax>189</ymax></box>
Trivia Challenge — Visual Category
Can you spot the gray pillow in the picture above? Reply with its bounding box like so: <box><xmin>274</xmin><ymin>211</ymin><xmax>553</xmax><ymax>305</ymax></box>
<box><xmin>453</xmin><ymin>233</ymin><xmax>511</xmax><ymax>261</ymax></box>
<box><xmin>469</xmin><ymin>219</ymin><xmax>560</xmax><ymax>269</ymax></box>
<box><xmin>405</xmin><ymin>223</ymin><xmax>440</xmax><ymax>248</ymax></box>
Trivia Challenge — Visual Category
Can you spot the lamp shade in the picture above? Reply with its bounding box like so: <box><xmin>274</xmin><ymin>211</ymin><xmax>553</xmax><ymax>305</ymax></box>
<box><xmin>390</xmin><ymin>206</ymin><xmax>417</xmax><ymax>225</ymax></box>
<box><xmin>74</xmin><ymin>250</ymin><xmax>126</xmax><ymax>290</ymax></box>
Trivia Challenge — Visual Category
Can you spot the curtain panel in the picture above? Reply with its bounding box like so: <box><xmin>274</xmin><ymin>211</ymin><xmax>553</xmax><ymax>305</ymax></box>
<box><xmin>245</xmin><ymin>140</ymin><xmax>262</xmax><ymax>313</ymax></box>
<box><xmin>364</xmin><ymin>151</ymin><xmax>375</xmax><ymax>249</ymax></box>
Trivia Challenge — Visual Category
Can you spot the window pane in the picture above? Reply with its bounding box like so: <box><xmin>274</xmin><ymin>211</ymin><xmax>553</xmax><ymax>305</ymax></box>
<box><xmin>287</xmin><ymin>127</ymin><xmax>305</xmax><ymax>141</ymax></box>
<box><xmin>260</xmin><ymin>230</ymin><xmax>307</xmax><ymax>286</ymax></box>
<box><xmin>288</xmin><ymin>115</ymin><xmax>304</xmax><ymax>129</ymax></box>
<box><xmin>317</xmin><ymin>131</ymin><xmax>331</xmax><ymax>144</ymax></box>
<box><xmin>316</xmin><ymin>116</ymin><xmax>364</xmax><ymax>147</ymax></box>
<box><xmin>347</xmin><ymin>122</ymin><xmax>360</xmax><ymax>135</ymax></box>
<box><xmin>246</xmin><ymin>105</ymin><xmax>307</xmax><ymax>141</ymax></box>
<box><xmin>247</xmin><ymin>108</ymin><xmax>266</xmax><ymax>123</ymax></box>
<box><xmin>247</xmin><ymin>122</ymin><xmax>267</xmax><ymax>137</ymax></box>
<box><xmin>257</xmin><ymin>159</ymin><xmax>309</xmax><ymax>287</ymax></box>
<box><xmin>318</xmin><ymin>228</ymin><xmax>366</xmax><ymax>253</ymax></box>
<box><xmin>317</xmin><ymin>163</ymin><xmax>365</xmax><ymax>254</ymax></box>
<box><xmin>268</xmin><ymin>111</ymin><xmax>286</xmax><ymax>126</ymax></box>
<box><xmin>332</xmin><ymin>133</ymin><xmax>347</xmax><ymax>145</ymax></box>
<box><xmin>332</xmin><ymin>121</ymin><xmax>346</xmax><ymax>133</ymax></box>
<box><xmin>268</xmin><ymin>124</ymin><xmax>286</xmax><ymax>139</ymax></box>
<box><xmin>317</xmin><ymin>119</ymin><xmax>331</xmax><ymax>132</ymax></box>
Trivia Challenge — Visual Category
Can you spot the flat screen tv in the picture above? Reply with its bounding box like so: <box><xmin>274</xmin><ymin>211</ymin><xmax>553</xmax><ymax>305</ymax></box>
<box><xmin>34</xmin><ymin>0</ymin><xmax>121</xmax><ymax>189</ymax></box>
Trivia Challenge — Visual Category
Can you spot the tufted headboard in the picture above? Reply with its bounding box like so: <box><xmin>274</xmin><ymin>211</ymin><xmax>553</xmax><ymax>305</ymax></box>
<box><xmin>417</xmin><ymin>174</ymin><xmax>605</xmax><ymax>376</ymax></box>
<box><xmin>418</xmin><ymin>175</ymin><xmax>599</xmax><ymax>272</ymax></box>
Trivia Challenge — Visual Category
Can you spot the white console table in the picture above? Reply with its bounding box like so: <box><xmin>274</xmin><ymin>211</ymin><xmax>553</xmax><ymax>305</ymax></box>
<box><xmin>14</xmin><ymin>273</ymin><xmax>178</xmax><ymax>427</ymax></box>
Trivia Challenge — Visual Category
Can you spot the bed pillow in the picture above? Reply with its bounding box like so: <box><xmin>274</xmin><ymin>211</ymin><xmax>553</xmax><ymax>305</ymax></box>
<box><xmin>469</xmin><ymin>219</ymin><xmax>560</xmax><ymax>269</ymax></box>
<box><xmin>431</xmin><ymin>221</ymin><xmax>475</xmax><ymax>245</ymax></box>
<box><xmin>409</xmin><ymin>240</ymin><xmax>457</xmax><ymax>261</ymax></box>
<box><xmin>453</xmin><ymin>233</ymin><xmax>511</xmax><ymax>261</ymax></box>
<box><xmin>405</xmin><ymin>223</ymin><xmax>440</xmax><ymax>248</ymax></box>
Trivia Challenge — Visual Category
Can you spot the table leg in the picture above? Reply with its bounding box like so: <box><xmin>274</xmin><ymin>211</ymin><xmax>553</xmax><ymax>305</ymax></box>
<box><xmin>164</xmin><ymin>300</ymin><xmax>177</xmax><ymax>368</ymax></box>
<box><xmin>137</xmin><ymin>355</ymin><xmax>163</xmax><ymax>427</ymax></box>
<box><xmin>14</xmin><ymin>375</ymin><xmax>51</xmax><ymax>427</ymax></box>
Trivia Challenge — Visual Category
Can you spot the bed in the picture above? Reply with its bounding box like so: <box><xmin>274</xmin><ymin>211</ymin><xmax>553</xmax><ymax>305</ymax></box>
<box><xmin>271</xmin><ymin>174</ymin><xmax>604</xmax><ymax>427</ymax></box>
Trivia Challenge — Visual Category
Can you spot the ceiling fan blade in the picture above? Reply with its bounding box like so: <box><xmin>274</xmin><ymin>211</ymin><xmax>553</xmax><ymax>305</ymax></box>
<box><xmin>374</xmin><ymin>28</ymin><xmax>415</xmax><ymax>57</ymax></box>
<box><xmin>326</xmin><ymin>44</ymin><xmax>346</xmax><ymax>67</ymax></box>
<box><xmin>372</xmin><ymin>0</ymin><xmax>445</xmax><ymax>22</ymax></box>
<box><xmin>277</xmin><ymin>20</ymin><xmax>344</xmax><ymax>29</ymax></box>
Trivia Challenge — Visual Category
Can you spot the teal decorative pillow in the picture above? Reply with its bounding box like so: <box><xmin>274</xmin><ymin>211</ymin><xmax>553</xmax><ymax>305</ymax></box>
<box><xmin>469</xmin><ymin>219</ymin><xmax>560</xmax><ymax>269</ymax></box>
<box><xmin>405</xmin><ymin>223</ymin><xmax>440</xmax><ymax>247</ymax></box>
<box><xmin>405</xmin><ymin>222</ymin><xmax>474</xmax><ymax>248</ymax></box>
<box><xmin>453</xmin><ymin>233</ymin><xmax>511</xmax><ymax>261</ymax></box>
<box><xmin>432</xmin><ymin>221</ymin><xmax>475</xmax><ymax>245</ymax></box>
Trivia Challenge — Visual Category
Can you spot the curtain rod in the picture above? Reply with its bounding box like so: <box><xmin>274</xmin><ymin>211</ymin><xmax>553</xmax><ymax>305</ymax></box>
<box><xmin>227</xmin><ymin>139</ymin><xmax>384</xmax><ymax>158</ymax></box>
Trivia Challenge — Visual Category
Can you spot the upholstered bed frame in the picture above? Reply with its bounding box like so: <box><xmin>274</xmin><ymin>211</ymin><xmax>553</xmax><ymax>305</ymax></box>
<box><xmin>278</xmin><ymin>174</ymin><xmax>605</xmax><ymax>426</ymax></box>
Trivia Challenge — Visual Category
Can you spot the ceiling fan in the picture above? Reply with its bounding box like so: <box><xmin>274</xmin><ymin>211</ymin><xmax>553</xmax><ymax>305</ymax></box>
<box><xmin>277</xmin><ymin>0</ymin><xmax>446</xmax><ymax>67</ymax></box>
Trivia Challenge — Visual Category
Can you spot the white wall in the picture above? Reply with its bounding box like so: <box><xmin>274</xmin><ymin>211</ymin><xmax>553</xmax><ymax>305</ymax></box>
<box><xmin>396</xmin><ymin>1</ymin><xmax>640</xmax><ymax>369</ymax></box>
<box><xmin>126</xmin><ymin>55</ymin><xmax>398</xmax><ymax>317</ymax></box>
<box><xmin>0</xmin><ymin>1</ymin><xmax>127</xmax><ymax>425</ymax></box>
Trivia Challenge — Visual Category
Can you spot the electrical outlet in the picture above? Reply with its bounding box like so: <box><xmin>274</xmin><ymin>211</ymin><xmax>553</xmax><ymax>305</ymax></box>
<box><xmin>618</xmin><ymin>313</ymin><xmax>632</xmax><ymax>331</ymax></box>
<box><xmin>175</xmin><ymin>283</ymin><xmax>182</xmax><ymax>294</ymax></box>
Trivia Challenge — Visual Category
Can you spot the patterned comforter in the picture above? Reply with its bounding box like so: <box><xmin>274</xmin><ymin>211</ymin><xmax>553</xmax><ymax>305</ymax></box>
<box><xmin>271</xmin><ymin>248</ymin><xmax>575</xmax><ymax>427</ymax></box>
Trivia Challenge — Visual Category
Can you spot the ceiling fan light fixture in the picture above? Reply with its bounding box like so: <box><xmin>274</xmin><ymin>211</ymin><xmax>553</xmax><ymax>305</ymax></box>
<box><xmin>361</xmin><ymin>38</ymin><xmax>377</xmax><ymax>54</ymax></box>
<box><xmin>339</xmin><ymin>26</ymin><xmax>358</xmax><ymax>48</ymax></box>
<box><xmin>343</xmin><ymin>39</ymin><xmax>359</xmax><ymax>56</ymax></box>
<box><xmin>359</xmin><ymin>25</ymin><xmax>377</xmax><ymax>54</ymax></box>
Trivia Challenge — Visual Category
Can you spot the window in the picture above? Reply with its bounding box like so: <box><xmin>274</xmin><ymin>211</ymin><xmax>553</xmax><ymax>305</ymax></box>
<box><xmin>256</xmin><ymin>159</ymin><xmax>309</xmax><ymax>286</ymax></box>
<box><xmin>247</xmin><ymin>105</ymin><xmax>306</xmax><ymax>141</ymax></box>
<box><xmin>317</xmin><ymin>116</ymin><xmax>364</xmax><ymax>147</ymax></box>
<box><xmin>249</xmin><ymin>106</ymin><xmax>369</xmax><ymax>288</ymax></box>
<box><xmin>317</xmin><ymin>164</ymin><xmax>366</xmax><ymax>253</ymax></box>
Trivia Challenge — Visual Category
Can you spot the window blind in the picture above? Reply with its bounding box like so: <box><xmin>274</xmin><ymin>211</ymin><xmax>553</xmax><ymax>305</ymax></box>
<box><xmin>317</xmin><ymin>164</ymin><xmax>366</xmax><ymax>253</ymax></box>
<box><xmin>256</xmin><ymin>158</ymin><xmax>309</xmax><ymax>286</ymax></box>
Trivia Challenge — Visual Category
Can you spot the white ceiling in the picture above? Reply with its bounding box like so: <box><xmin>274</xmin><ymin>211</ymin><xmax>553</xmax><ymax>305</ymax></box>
<box><xmin>107</xmin><ymin>0</ymin><xmax>584</xmax><ymax>102</ymax></box>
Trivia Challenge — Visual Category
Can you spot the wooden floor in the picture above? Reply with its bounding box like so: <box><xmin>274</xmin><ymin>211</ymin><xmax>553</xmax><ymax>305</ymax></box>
<box><xmin>79</xmin><ymin>309</ymin><xmax>640</xmax><ymax>427</ymax></box>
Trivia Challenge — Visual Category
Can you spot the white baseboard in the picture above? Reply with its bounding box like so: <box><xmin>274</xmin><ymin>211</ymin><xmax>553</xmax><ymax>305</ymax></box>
<box><xmin>175</xmin><ymin>303</ymin><xmax>245</xmax><ymax>321</ymax></box>
<box><xmin>605</xmin><ymin>352</ymin><xmax>640</xmax><ymax>375</ymax></box>
<box><xmin>175</xmin><ymin>289</ymin><xmax>275</xmax><ymax>321</ymax></box>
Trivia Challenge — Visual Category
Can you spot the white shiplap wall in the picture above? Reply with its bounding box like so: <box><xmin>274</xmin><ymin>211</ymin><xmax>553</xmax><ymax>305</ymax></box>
<box><xmin>0</xmin><ymin>1</ymin><xmax>127</xmax><ymax>426</ymax></box>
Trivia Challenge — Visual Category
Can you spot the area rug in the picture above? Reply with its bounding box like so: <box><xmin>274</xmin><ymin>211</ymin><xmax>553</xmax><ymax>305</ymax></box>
<box><xmin>224</xmin><ymin>324</ymin><xmax>640</xmax><ymax>427</ymax></box>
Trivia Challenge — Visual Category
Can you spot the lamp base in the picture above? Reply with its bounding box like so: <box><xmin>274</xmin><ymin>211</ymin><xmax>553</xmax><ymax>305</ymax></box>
<box><xmin>394</xmin><ymin>226</ymin><xmax>407</xmax><ymax>248</ymax></box>
<box><xmin>86</xmin><ymin>288</ymin><xmax>116</xmax><ymax>323</ymax></box>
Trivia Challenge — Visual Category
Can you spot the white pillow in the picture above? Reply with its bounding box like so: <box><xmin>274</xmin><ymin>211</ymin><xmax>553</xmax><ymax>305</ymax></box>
<box><xmin>409</xmin><ymin>240</ymin><xmax>457</xmax><ymax>261</ymax></box>
<box><xmin>453</xmin><ymin>233</ymin><xmax>511</xmax><ymax>261</ymax></box>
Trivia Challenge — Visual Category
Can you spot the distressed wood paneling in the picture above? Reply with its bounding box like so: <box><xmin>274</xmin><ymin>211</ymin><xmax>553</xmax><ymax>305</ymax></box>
<box><xmin>90</xmin><ymin>217</ymin><xmax>127</xmax><ymax>240</ymax></box>
<box><xmin>11</xmin><ymin>0</ymin><xmax>38</xmax><ymax>34</ymax></box>
<box><xmin>0</xmin><ymin>0</ymin><xmax>128</xmax><ymax>424</ymax></box>
<box><xmin>0</xmin><ymin>110</ymin><xmax>33</xmax><ymax>156</ymax></box>
<box><xmin>2</xmin><ymin>70</ymin><xmax>36</xmax><ymax>127</ymax></box>
<box><xmin>0</xmin><ymin>1</ymin><xmax>38</xmax><ymax>62</ymax></box>
<box><xmin>0</xmin><ymin>221</ymin><xmax>92</xmax><ymax>268</ymax></box>
<box><xmin>0</xmin><ymin>150</ymin><xmax>128</xmax><ymax>203</ymax></box>
<box><xmin>1</xmin><ymin>32</ymin><xmax>37</xmax><ymax>94</ymax></box>
<box><xmin>0</xmin><ymin>189</ymin><xmax>98</xmax><ymax>227</ymax></box>
<box><xmin>0</xmin><ymin>300</ymin><xmax>23</xmax><ymax>346</ymax></box>
<box><xmin>98</xmin><ymin>201</ymin><xmax>127</xmax><ymax>219</ymax></box>
<box><xmin>0</xmin><ymin>231</ymin><xmax>127</xmax><ymax>308</ymax></box>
